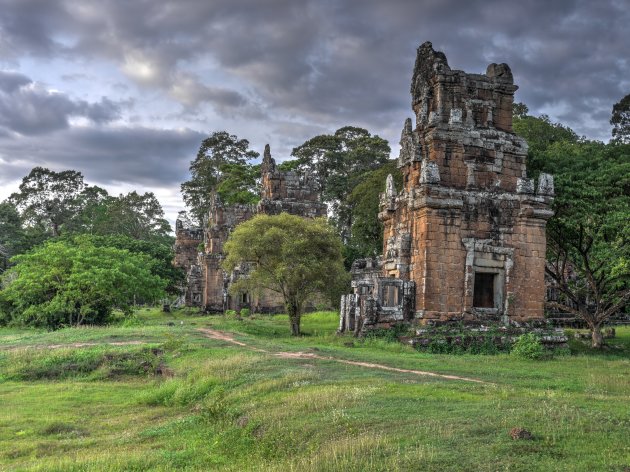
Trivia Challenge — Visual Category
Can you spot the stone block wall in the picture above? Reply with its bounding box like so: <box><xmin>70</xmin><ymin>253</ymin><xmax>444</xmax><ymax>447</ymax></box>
<box><xmin>258</xmin><ymin>144</ymin><xmax>327</xmax><ymax>218</ymax></box>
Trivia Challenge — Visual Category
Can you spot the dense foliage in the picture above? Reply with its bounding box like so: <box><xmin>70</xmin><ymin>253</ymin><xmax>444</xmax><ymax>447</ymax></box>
<box><xmin>0</xmin><ymin>236</ymin><xmax>166</xmax><ymax>329</ymax></box>
<box><xmin>222</xmin><ymin>214</ymin><xmax>349</xmax><ymax>335</ymax></box>
<box><xmin>290</xmin><ymin>126</ymin><xmax>391</xmax><ymax>243</ymax></box>
<box><xmin>344</xmin><ymin>160</ymin><xmax>402</xmax><ymax>264</ymax></box>
<box><xmin>610</xmin><ymin>93</ymin><xmax>630</xmax><ymax>144</ymax></box>
<box><xmin>9</xmin><ymin>167</ymin><xmax>91</xmax><ymax>237</ymax></box>
<box><xmin>513</xmin><ymin>104</ymin><xmax>630</xmax><ymax>347</ymax></box>
<box><xmin>181</xmin><ymin>131</ymin><xmax>259</xmax><ymax>224</ymax></box>
<box><xmin>0</xmin><ymin>167</ymin><xmax>180</xmax><ymax>328</ymax></box>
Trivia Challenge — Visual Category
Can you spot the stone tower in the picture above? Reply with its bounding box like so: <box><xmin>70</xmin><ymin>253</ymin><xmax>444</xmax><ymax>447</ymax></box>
<box><xmin>340</xmin><ymin>42</ymin><xmax>554</xmax><ymax>332</ymax></box>
<box><xmin>174</xmin><ymin>144</ymin><xmax>326</xmax><ymax>313</ymax></box>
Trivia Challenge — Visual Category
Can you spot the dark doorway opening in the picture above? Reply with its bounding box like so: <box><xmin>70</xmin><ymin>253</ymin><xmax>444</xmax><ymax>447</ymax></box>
<box><xmin>473</xmin><ymin>273</ymin><xmax>495</xmax><ymax>308</ymax></box>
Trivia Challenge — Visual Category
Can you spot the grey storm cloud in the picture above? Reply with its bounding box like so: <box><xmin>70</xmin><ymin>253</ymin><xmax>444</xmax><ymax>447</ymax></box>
<box><xmin>0</xmin><ymin>125</ymin><xmax>205</xmax><ymax>186</ymax></box>
<box><xmin>2</xmin><ymin>1</ymin><xmax>628</xmax><ymax>139</ymax></box>
<box><xmin>0</xmin><ymin>71</ymin><xmax>121</xmax><ymax>135</ymax></box>
<box><xmin>0</xmin><ymin>0</ymin><xmax>628</xmax><ymax>201</ymax></box>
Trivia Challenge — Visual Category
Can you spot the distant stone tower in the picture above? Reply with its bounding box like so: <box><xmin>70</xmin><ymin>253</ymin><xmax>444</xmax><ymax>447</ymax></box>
<box><xmin>340</xmin><ymin>41</ymin><xmax>554</xmax><ymax>333</ymax></box>
<box><xmin>174</xmin><ymin>144</ymin><xmax>326</xmax><ymax>313</ymax></box>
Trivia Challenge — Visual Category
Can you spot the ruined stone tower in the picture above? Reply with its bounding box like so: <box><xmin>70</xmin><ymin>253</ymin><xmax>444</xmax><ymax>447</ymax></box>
<box><xmin>174</xmin><ymin>144</ymin><xmax>326</xmax><ymax>313</ymax></box>
<box><xmin>340</xmin><ymin>42</ymin><xmax>554</xmax><ymax>333</ymax></box>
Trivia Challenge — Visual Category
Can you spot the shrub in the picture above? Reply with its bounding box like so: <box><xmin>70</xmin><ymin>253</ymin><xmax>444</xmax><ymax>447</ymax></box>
<box><xmin>225</xmin><ymin>310</ymin><xmax>237</xmax><ymax>319</ymax></box>
<box><xmin>511</xmin><ymin>333</ymin><xmax>545</xmax><ymax>360</ymax></box>
<box><xmin>1</xmin><ymin>236</ymin><xmax>166</xmax><ymax>329</ymax></box>
<box><xmin>239</xmin><ymin>308</ymin><xmax>251</xmax><ymax>317</ymax></box>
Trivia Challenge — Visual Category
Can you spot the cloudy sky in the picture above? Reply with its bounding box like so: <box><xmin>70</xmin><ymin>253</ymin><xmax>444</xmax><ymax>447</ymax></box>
<box><xmin>1</xmin><ymin>0</ymin><xmax>628</xmax><ymax>226</ymax></box>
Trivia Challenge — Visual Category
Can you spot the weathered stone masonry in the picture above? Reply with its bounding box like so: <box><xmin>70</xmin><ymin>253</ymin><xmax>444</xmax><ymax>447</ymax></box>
<box><xmin>174</xmin><ymin>145</ymin><xmax>326</xmax><ymax>313</ymax></box>
<box><xmin>340</xmin><ymin>42</ymin><xmax>554</xmax><ymax>334</ymax></box>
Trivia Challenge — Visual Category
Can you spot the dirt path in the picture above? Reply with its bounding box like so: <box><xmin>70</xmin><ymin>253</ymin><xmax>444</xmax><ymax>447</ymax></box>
<box><xmin>197</xmin><ymin>327</ymin><xmax>488</xmax><ymax>384</ymax></box>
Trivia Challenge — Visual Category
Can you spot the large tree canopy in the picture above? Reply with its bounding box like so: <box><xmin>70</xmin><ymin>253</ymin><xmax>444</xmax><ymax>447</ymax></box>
<box><xmin>222</xmin><ymin>214</ymin><xmax>349</xmax><ymax>335</ymax></box>
<box><xmin>542</xmin><ymin>140</ymin><xmax>629</xmax><ymax>347</ymax></box>
<box><xmin>9</xmin><ymin>167</ymin><xmax>89</xmax><ymax>237</ymax></box>
<box><xmin>513</xmin><ymin>109</ymin><xmax>630</xmax><ymax>347</ymax></box>
<box><xmin>0</xmin><ymin>202</ymin><xmax>28</xmax><ymax>272</ymax></box>
<box><xmin>0</xmin><ymin>236</ymin><xmax>166</xmax><ymax>329</ymax></box>
<box><xmin>89</xmin><ymin>191</ymin><xmax>172</xmax><ymax>242</ymax></box>
<box><xmin>290</xmin><ymin>126</ymin><xmax>391</xmax><ymax>241</ymax></box>
<box><xmin>512</xmin><ymin>109</ymin><xmax>580</xmax><ymax>178</ymax></box>
<box><xmin>345</xmin><ymin>160</ymin><xmax>402</xmax><ymax>265</ymax></box>
<box><xmin>181</xmin><ymin>131</ymin><xmax>259</xmax><ymax>224</ymax></box>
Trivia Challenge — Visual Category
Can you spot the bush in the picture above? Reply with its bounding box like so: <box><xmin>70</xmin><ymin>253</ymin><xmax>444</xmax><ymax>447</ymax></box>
<box><xmin>511</xmin><ymin>333</ymin><xmax>545</xmax><ymax>360</ymax></box>
<box><xmin>225</xmin><ymin>310</ymin><xmax>237</xmax><ymax>319</ymax></box>
<box><xmin>239</xmin><ymin>308</ymin><xmax>251</xmax><ymax>317</ymax></box>
<box><xmin>0</xmin><ymin>236</ymin><xmax>166</xmax><ymax>329</ymax></box>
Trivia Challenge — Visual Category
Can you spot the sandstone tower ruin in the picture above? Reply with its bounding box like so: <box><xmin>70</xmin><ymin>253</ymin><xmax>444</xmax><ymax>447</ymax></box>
<box><xmin>174</xmin><ymin>145</ymin><xmax>326</xmax><ymax>313</ymax></box>
<box><xmin>340</xmin><ymin>42</ymin><xmax>554</xmax><ymax>333</ymax></box>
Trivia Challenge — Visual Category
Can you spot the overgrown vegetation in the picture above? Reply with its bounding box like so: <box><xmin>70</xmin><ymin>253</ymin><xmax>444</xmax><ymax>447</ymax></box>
<box><xmin>0</xmin><ymin>346</ymin><xmax>165</xmax><ymax>381</ymax></box>
<box><xmin>510</xmin><ymin>333</ymin><xmax>546</xmax><ymax>360</ymax></box>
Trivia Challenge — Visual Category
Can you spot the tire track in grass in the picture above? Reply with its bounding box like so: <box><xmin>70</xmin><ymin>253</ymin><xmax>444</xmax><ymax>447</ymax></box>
<box><xmin>197</xmin><ymin>327</ymin><xmax>489</xmax><ymax>384</ymax></box>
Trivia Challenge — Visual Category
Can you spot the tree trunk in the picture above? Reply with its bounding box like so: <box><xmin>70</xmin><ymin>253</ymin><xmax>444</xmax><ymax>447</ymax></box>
<box><xmin>286</xmin><ymin>299</ymin><xmax>302</xmax><ymax>336</ymax></box>
<box><xmin>290</xmin><ymin>317</ymin><xmax>300</xmax><ymax>336</ymax></box>
<box><xmin>591</xmin><ymin>325</ymin><xmax>604</xmax><ymax>349</ymax></box>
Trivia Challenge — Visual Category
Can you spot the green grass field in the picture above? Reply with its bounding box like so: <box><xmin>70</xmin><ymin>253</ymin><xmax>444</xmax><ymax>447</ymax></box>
<box><xmin>1</xmin><ymin>309</ymin><xmax>629</xmax><ymax>471</ymax></box>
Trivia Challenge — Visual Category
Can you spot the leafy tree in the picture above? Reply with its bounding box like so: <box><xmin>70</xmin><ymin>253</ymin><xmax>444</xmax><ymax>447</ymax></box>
<box><xmin>610</xmin><ymin>93</ymin><xmax>630</xmax><ymax>144</ymax></box>
<box><xmin>345</xmin><ymin>160</ymin><xmax>402</xmax><ymax>264</ymax></box>
<box><xmin>181</xmin><ymin>131</ymin><xmax>259</xmax><ymax>223</ymax></box>
<box><xmin>85</xmin><ymin>234</ymin><xmax>184</xmax><ymax>296</ymax></box>
<box><xmin>539</xmin><ymin>140</ymin><xmax>629</xmax><ymax>348</ymax></box>
<box><xmin>90</xmin><ymin>191</ymin><xmax>172</xmax><ymax>242</ymax></box>
<box><xmin>216</xmin><ymin>163</ymin><xmax>261</xmax><ymax>206</ymax></box>
<box><xmin>0</xmin><ymin>236</ymin><xmax>166</xmax><ymax>328</ymax></box>
<box><xmin>291</xmin><ymin>126</ymin><xmax>391</xmax><ymax>240</ymax></box>
<box><xmin>64</xmin><ymin>185</ymin><xmax>110</xmax><ymax>234</ymax></box>
<box><xmin>0</xmin><ymin>200</ymin><xmax>47</xmax><ymax>270</ymax></box>
<box><xmin>512</xmin><ymin>102</ymin><xmax>529</xmax><ymax>119</ymax></box>
<box><xmin>0</xmin><ymin>202</ymin><xmax>26</xmax><ymax>272</ymax></box>
<box><xmin>513</xmin><ymin>112</ymin><xmax>629</xmax><ymax>347</ymax></box>
<box><xmin>222</xmin><ymin>214</ymin><xmax>349</xmax><ymax>336</ymax></box>
<box><xmin>513</xmin><ymin>114</ymin><xmax>579</xmax><ymax>177</ymax></box>
<box><xmin>9</xmin><ymin>167</ymin><xmax>88</xmax><ymax>237</ymax></box>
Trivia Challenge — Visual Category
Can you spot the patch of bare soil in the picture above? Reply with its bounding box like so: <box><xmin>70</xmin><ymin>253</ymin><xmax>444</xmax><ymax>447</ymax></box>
<box><xmin>197</xmin><ymin>328</ymin><xmax>488</xmax><ymax>384</ymax></box>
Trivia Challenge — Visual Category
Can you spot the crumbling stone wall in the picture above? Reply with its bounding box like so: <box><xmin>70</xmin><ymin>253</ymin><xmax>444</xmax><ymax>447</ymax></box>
<box><xmin>258</xmin><ymin>144</ymin><xmax>327</xmax><ymax>218</ymax></box>
<box><xmin>201</xmin><ymin>194</ymin><xmax>256</xmax><ymax>312</ymax></box>
<box><xmin>173</xmin><ymin>221</ymin><xmax>204</xmax><ymax>306</ymax></box>
<box><xmin>174</xmin><ymin>144</ymin><xmax>326</xmax><ymax>312</ymax></box>
<box><xmin>341</xmin><ymin>41</ymin><xmax>553</xmax><ymax>334</ymax></box>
